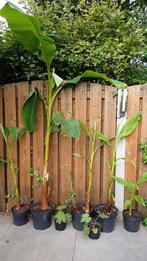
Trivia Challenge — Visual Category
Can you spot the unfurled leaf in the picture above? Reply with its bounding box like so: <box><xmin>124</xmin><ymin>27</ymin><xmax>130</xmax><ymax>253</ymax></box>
<box><xmin>79</xmin><ymin>121</ymin><xmax>90</xmax><ymax>137</ymax></box>
<box><xmin>134</xmin><ymin>195</ymin><xmax>145</xmax><ymax>206</ymax></box>
<box><xmin>5</xmin><ymin>127</ymin><xmax>26</xmax><ymax>143</ymax></box>
<box><xmin>95</xmin><ymin>131</ymin><xmax>110</xmax><ymax>145</ymax></box>
<box><xmin>114</xmin><ymin>176</ymin><xmax>135</xmax><ymax>191</ymax></box>
<box><xmin>52</xmin><ymin>111</ymin><xmax>65</xmax><ymax>126</ymax></box>
<box><xmin>137</xmin><ymin>172</ymin><xmax>147</xmax><ymax>186</ymax></box>
<box><xmin>116</xmin><ymin>112</ymin><xmax>142</xmax><ymax>142</ymax></box>
<box><xmin>0</xmin><ymin>2</ymin><xmax>56</xmax><ymax>67</ymax></box>
<box><xmin>22</xmin><ymin>90</ymin><xmax>38</xmax><ymax>132</ymax></box>
<box><xmin>67</xmin><ymin>70</ymin><xmax>127</xmax><ymax>89</ymax></box>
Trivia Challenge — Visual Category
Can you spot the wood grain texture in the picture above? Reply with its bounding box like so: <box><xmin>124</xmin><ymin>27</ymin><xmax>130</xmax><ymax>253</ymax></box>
<box><xmin>138</xmin><ymin>85</ymin><xmax>147</xmax><ymax>213</ymax></box>
<box><xmin>89</xmin><ymin>84</ymin><xmax>102</xmax><ymax>204</ymax></box>
<box><xmin>0</xmin><ymin>88</ymin><xmax>5</xmax><ymax>211</ymax></box>
<box><xmin>74</xmin><ymin>83</ymin><xmax>87</xmax><ymax>203</ymax></box>
<box><xmin>31</xmin><ymin>81</ymin><xmax>44</xmax><ymax>203</ymax></box>
<box><xmin>59</xmin><ymin>88</ymin><xmax>72</xmax><ymax>204</ymax></box>
<box><xmin>17</xmin><ymin>83</ymin><xmax>31</xmax><ymax>204</ymax></box>
<box><xmin>102</xmin><ymin>86</ymin><xmax>116</xmax><ymax>203</ymax></box>
<box><xmin>125</xmin><ymin>86</ymin><xmax>140</xmax><ymax>200</ymax></box>
<box><xmin>4</xmin><ymin>84</ymin><xmax>18</xmax><ymax>209</ymax></box>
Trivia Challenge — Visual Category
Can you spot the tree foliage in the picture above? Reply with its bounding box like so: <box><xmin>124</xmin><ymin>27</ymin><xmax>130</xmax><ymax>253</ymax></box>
<box><xmin>0</xmin><ymin>0</ymin><xmax>146</xmax><ymax>85</ymax></box>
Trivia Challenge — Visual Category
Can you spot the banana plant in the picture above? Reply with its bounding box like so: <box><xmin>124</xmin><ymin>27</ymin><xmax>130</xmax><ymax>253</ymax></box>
<box><xmin>106</xmin><ymin>112</ymin><xmax>142</xmax><ymax>211</ymax></box>
<box><xmin>0</xmin><ymin>124</ymin><xmax>26</xmax><ymax>209</ymax></box>
<box><xmin>114</xmin><ymin>172</ymin><xmax>147</xmax><ymax>216</ymax></box>
<box><xmin>74</xmin><ymin>121</ymin><xmax>110</xmax><ymax>212</ymax></box>
<box><xmin>0</xmin><ymin>2</ymin><xmax>126</xmax><ymax>210</ymax></box>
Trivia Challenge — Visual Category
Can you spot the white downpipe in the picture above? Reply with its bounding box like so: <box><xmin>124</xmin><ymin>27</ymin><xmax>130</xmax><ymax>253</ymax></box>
<box><xmin>115</xmin><ymin>89</ymin><xmax>128</xmax><ymax>219</ymax></box>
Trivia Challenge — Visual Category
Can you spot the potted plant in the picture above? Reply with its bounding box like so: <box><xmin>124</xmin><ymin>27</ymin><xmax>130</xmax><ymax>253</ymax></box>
<box><xmin>0</xmin><ymin>124</ymin><xmax>28</xmax><ymax>226</ymax></box>
<box><xmin>54</xmin><ymin>204</ymin><xmax>72</xmax><ymax>231</ymax></box>
<box><xmin>0</xmin><ymin>2</ymin><xmax>126</xmax><ymax>229</ymax></box>
<box><xmin>73</xmin><ymin>121</ymin><xmax>110</xmax><ymax>230</ymax></box>
<box><xmin>94</xmin><ymin>112</ymin><xmax>142</xmax><ymax>232</ymax></box>
<box><xmin>81</xmin><ymin>213</ymin><xmax>103</xmax><ymax>240</ymax></box>
<box><xmin>114</xmin><ymin>172</ymin><xmax>147</xmax><ymax>232</ymax></box>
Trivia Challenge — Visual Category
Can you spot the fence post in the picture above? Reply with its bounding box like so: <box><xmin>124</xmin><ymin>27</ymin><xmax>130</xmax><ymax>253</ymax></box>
<box><xmin>115</xmin><ymin>89</ymin><xmax>128</xmax><ymax>218</ymax></box>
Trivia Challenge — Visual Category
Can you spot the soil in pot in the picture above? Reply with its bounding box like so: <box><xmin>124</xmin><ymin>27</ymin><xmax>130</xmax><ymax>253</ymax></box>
<box><xmin>55</xmin><ymin>221</ymin><xmax>66</xmax><ymax>231</ymax></box>
<box><xmin>88</xmin><ymin>221</ymin><xmax>102</xmax><ymax>240</ymax></box>
<box><xmin>72</xmin><ymin>203</ymin><xmax>86</xmax><ymax>231</ymax></box>
<box><xmin>123</xmin><ymin>209</ymin><xmax>142</xmax><ymax>232</ymax></box>
<box><xmin>94</xmin><ymin>203</ymin><xmax>118</xmax><ymax>233</ymax></box>
<box><xmin>12</xmin><ymin>204</ymin><xmax>29</xmax><ymax>226</ymax></box>
<box><xmin>31</xmin><ymin>203</ymin><xmax>53</xmax><ymax>230</ymax></box>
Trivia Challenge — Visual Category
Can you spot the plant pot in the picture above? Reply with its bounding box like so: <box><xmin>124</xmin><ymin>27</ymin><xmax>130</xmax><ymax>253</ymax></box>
<box><xmin>88</xmin><ymin>221</ymin><xmax>102</xmax><ymax>240</ymax></box>
<box><xmin>31</xmin><ymin>203</ymin><xmax>52</xmax><ymax>230</ymax></box>
<box><xmin>123</xmin><ymin>209</ymin><xmax>142</xmax><ymax>232</ymax></box>
<box><xmin>94</xmin><ymin>203</ymin><xmax>118</xmax><ymax>233</ymax></box>
<box><xmin>11</xmin><ymin>204</ymin><xmax>29</xmax><ymax>226</ymax></box>
<box><xmin>55</xmin><ymin>221</ymin><xmax>66</xmax><ymax>231</ymax></box>
<box><xmin>72</xmin><ymin>203</ymin><xmax>85</xmax><ymax>231</ymax></box>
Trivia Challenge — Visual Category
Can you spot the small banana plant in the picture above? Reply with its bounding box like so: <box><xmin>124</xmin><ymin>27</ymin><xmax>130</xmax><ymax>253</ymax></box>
<box><xmin>106</xmin><ymin>112</ymin><xmax>142</xmax><ymax>211</ymax></box>
<box><xmin>0</xmin><ymin>124</ymin><xmax>26</xmax><ymax>209</ymax></box>
<box><xmin>74</xmin><ymin>121</ymin><xmax>111</xmax><ymax>213</ymax></box>
<box><xmin>114</xmin><ymin>172</ymin><xmax>147</xmax><ymax>216</ymax></box>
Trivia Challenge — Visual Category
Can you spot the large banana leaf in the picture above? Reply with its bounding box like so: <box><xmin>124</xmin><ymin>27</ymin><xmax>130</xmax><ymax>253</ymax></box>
<box><xmin>0</xmin><ymin>2</ymin><xmax>56</xmax><ymax>67</ymax></box>
<box><xmin>22</xmin><ymin>90</ymin><xmax>38</xmax><ymax>132</ymax></box>
<box><xmin>67</xmin><ymin>70</ymin><xmax>127</xmax><ymax>89</ymax></box>
<box><xmin>116</xmin><ymin>112</ymin><xmax>142</xmax><ymax>142</ymax></box>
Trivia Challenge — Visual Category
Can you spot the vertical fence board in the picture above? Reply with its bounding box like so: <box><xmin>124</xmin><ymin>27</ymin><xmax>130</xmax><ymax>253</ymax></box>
<box><xmin>31</xmin><ymin>81</ymin><xmax>44</xmax><ymax>203</ymax></box>
<box><xmin>0</xmin><ymin>88</ymin><xmax>5</xmax><ymax>211</ymax></box>
<box><xmin>74</xmin><ymin>83</ymin><xmax>87</xmax><ymax>203</ymax></box>
<box><xmin>125</xmin><ymin>86</ymin><xmax>140</xmax><ymax>200</ymax></box>
<box><xmin>139</xmin><ymin>85</ymin><xmax>147</xmax><ymax>212</ymax></box>
<box><xmin>102</xmin><ymin>86</ymin><xmax>116</xmax><ymax>203</ymax></box>
<box><xmin>89</xmin><ymin>84</ymin><xmax>102</xmax><ymax>204</ymax></box>
<box><xmin>59</xmin><ymin>88</ymin><xmax>72</xmax><ymax>204</ymax></box>
<box><xmin>4</xmin><ymin>85</ymin><xmax>17</xmax><ymax>209</ymax></box>
<box><xmin>17</xmin><ymin>83</ymin><xmax>31</xmax><ymax>204</ymax></box>
<box><xmin>49</xmin><ymin>97</ymin><xmax>59</xmax><ymax>205</ymax></box>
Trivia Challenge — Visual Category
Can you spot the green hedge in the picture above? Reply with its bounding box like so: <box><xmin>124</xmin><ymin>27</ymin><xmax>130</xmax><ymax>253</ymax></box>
<box><xmin>0</xmin><ymin>0</ymin><xmax>146</xmax><ymax>85</ymax></box>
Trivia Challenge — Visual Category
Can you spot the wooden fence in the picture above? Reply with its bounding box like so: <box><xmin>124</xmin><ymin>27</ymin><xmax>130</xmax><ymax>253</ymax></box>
<box><xmin>0</xmin><ymin>82</ymin><xmax>146</xmax><ymax>212</ymax></box>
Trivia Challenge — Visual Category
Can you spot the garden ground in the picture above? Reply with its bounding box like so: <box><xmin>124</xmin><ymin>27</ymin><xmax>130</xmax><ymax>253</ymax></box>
<box><xmin>0</xmin><ymin>214</ymin><xmax>146</xmax><ymax>261</ymax></box>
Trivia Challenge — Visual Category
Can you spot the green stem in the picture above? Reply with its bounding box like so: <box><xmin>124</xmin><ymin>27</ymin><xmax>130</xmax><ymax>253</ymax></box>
<box><xmin>107</xmin><ymin>145</ymin><xmax>116</xmax><ymax>206</ymax></box>
<box><xmin>7</xmin><ymin>144</ymin><xmax>20</xmax><ymax>209</ymax></box>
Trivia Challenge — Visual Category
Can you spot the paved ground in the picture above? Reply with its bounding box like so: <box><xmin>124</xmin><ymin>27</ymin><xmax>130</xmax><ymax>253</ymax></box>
<box><xmin>0</xmin><ymin>214</ymin><xmax>146</xmax><ymax>261</ymax></box>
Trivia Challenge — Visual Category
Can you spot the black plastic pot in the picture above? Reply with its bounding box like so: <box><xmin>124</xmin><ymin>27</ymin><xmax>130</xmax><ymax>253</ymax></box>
<box><xmin>94</xmin><ymin>204</ymin><xmax>118</xmax><ymax>233</ymax></box>
<box><xmin>88</xmin><ymin>221</ymin><xmax>102</xmax><ymax>240</ymax></box>
<box><xmin>31</xmin><ymin>203</ymin><xmax>52</xmax><ymax>230</ymax></box>
<box><xmin>11</xmin><ymin>204</ymin><xmax>29</xmax><ymax>226</ymax></box>
<box><xmin>72</xmin><ymin>203</ymin><xmax>85</xmax><ymax>231</ymax></box>
<box><xmin>55</xmin><ymin>221</ymin><xmax>66</xmax><ymax>231</ymax></box>
<box><xmin>123</xmin><ymin>209</ymin><xmax>142</xmax><ymax>232</ymax></box>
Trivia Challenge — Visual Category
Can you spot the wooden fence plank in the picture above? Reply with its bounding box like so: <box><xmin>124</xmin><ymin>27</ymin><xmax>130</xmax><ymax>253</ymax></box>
<box><xmin>31</xmin><ymin>81</ymin><xmax>44</xmax><ymax>203</ymax></box>
<box><xmin>74</xmin><ymin>83</ymin><xmax>87</xmax><ymax>203</ymax></box>
<box><xmin>49</xmin><ymin>96</ymin><xmax>59</xmax><ymax>206</ymax></box>
<box><xmin>139</xmin><ymin>85</ymin><xmax>147</xmax><ymax>213</ymax></box>
<box><xmin>102</xmin><ymin>86</ymin><xmax>116</xmax><ymax>203</ymax></box>
<box><xmin>4</xmin><ymin>84</ymin><xmax>17</xmax><ymax>209</ymax></box>
<box><xmin>59</xmin><ymin>88</ymin><xmax>72</xmax><ymax>204</ymax></box>
<box><xmin>17</xmin><ymin>83</ymin><xmax>31</xmax><ymax>204</ymax></box>
<box><xmin>125</xmin><ymin>86</ymin><xmax>140</xmax><ymax>200</ymax></box>
<box><xmin>0</xmin><ymin>88</ymin><xmax>5</xmax><ymax>211</ymax></box>
<box><xmin>89</xmin><ymin>84</ymin><xmax>102</xmax><ymax>204</ymax></box>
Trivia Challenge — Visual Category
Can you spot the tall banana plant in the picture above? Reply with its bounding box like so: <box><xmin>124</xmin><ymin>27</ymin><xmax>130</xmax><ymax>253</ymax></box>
<box><xmin>0</xmin><ymin>124</ymin><xmax>26</xmax><ymax>209</ymax></box>
<box><xmin>106</xmin><ymin>112</ymin><xmax>142</xmax><ymax>211</ymax></box>
<box><xmin>0</xmin><ymin>2</ymin><xmax>126</xmax><ymax>210</ymax></box>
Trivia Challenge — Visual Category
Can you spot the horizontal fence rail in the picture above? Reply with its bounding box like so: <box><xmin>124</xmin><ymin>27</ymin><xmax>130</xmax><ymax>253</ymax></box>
<box><xmin>0</xmin><ymin>82</ymin><xmax>147</xmax><ymax>212</ymax></box>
